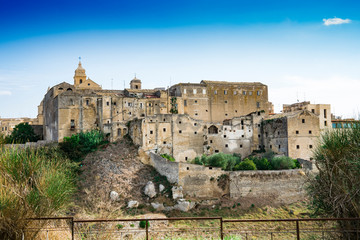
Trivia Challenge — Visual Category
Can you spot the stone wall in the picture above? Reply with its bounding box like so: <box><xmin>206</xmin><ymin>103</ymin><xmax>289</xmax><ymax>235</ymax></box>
<box><xmin>150</xmin><ymin>152</ymin><xmax>179</xmax><ymax>184</ymax></box>
<box><xmin>229</xmin><ymin>169</ymin><xmax>306</xmax><ymax>205</ymax></box>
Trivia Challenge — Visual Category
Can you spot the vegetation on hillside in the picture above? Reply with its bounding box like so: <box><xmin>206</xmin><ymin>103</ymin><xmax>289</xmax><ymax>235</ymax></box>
<box><xmin>307</xmin><ymin>127</ymin><xmax>360</xmax><ymax>237</ymax></box>
<box><xmin>59</xmin><ymin>129</ymin><xmax>107</xmax><ymax>162</ymax></box>
<box><xmin>191</xmin><ymin>152</ymin><xmax>300</xmax><ymax>171</ymax></box>
<box><xmin>0</xmin><ymin>147</ymin><xmax>78</xmax><ymax>239</ymax></box>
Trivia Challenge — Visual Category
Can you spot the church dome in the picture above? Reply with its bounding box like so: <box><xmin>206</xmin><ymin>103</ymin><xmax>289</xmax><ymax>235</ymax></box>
<box><xmin>74</xmin><ymin>61</ymin><xmax>86</xmax><ymax>77</ymax></box>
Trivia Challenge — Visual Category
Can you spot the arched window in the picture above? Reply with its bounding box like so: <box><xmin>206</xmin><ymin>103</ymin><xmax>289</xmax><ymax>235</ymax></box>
<box><xmin>208</xmin><ymin>125</ymin><xmax>218</xmax><ymax>134</ymax></box>
<box><xmin>117</xmin><ymin>128</ymin><xmax>121</xmax><ymax>136</ymax></box>
<box><xmin>80</xmin><ymin>79</ymin><xmax>83</xmax><ymax>84</ymax></box>
<box><xmin>67</xmin><ymin>88</ymin><xmax>72</xmax><ymax>91</ymax></box>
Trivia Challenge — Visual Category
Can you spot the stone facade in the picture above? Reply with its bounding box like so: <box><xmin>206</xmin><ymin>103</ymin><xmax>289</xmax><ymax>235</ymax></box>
<box><xmin>0</xmin><ymin>117</ymin><xmax>39</xmax><ymax>136</ymax></box>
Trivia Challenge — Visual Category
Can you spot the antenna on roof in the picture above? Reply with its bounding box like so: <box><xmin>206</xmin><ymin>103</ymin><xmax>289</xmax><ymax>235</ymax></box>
<box><xmin>79</xmin><ymin>56</ymin><xmax>81</xmax><ymax>62</ymax></box>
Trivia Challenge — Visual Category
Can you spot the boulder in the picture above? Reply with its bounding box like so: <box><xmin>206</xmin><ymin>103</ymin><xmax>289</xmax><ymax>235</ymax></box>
<box><xmin>144</xmin><ymin>181</ymin><xmax>157</xmax><ymax>198</ymax></box>
<box><xmin>159</xmin><ymin>184</ymin><xmax>165</xmax><ymax>193</ymax></box>
<box><xmin>151</xmin><ymin>202</ymin><xmax>165</xmax><ymax>211</ymax></box>
<box><xmin>172</xmin><ymin>186</ymin><xmax>183</xmax><ymax>200</ymax></box>
<box><xmin>127</xmin><ymin>200</ymin><xmax>139</xmax><ymax>208</ymax></box>
<box><xmin>110</xmin><ymin>191</ymin><xmax>119</xmax><ymax>201</ymax></box>
<box><xmin>173</xmin><ymin>199</ymin><xmax>196</xmax><ymax>212</ymax></box>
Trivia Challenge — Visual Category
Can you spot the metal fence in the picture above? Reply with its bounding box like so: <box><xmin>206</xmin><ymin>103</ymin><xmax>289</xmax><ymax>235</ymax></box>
<box><xmin>24</xmin><ymin>217</ymin><xmax>360</xmax><ymax>240</ymax></box>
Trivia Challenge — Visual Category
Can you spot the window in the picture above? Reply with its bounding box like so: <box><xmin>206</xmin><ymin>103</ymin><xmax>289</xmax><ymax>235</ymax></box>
<box><xmin>243</xmin><ymin>91</ymin><xmax>246</xmax><ymax>95</ymax></box>
<box><xmin>179</xmin><ymin>121</ymin><xmax>182</xmax><ymax>124</ymax></box>
<box><xmin>80</xmin><ymin>79</ymin><xmax>82</xmax><ymax>83</ymax></box>
<box><xmin>225</xmin><ymin>113</ymin><xmax>228</xmax><ymax>116</ymax></box>
<box><xmin>302</xmin><ymin>119</ymin><xmax>305</xmax><ymax>123</ymax></box>
<box><xmin>128</xmin><ymin>102</ymin><xmax>132</xmax><ymax>107</ymax></box>
<box><xmin>296</xmin><ymin>130</ymin><xmax>299</xmax><ymax>134</ymax></box>
<box><xmin>270</xmin><ymin>145</ymin><xmax>272</xmax><ymax>149</ymax></box>
<box><xmin>163</xmin><ymin>128</ymin><xmax>166</xmax><ymax>132</ymax></box>
<box><xmin>296</xmin><ymin>145</ymin><xmax>300</xmax><ymax>149</ymax></box>
<box><xmin>278</xmin><ymin>145</ymin><xmax>281</xmax><ymax>149</ymax></box>
<box><xmin>185</xmin><ymin>157</ymin><xmax>188</xmax><ymax>160</ymax></box>
<box><xmin>140</xmin><ymin>103</ymin><xmax>143</xmax><ymax>108</ymax></box>
<box><xmin>194</xmin><ymin>100</ymin><xmax>198</xmax><ymax>104</ymax></box>
<box><xmin>70</xmin><ymin>119</ymin><xmax>75</xmax><ymax>130</ymax></box>
<box><xmin>195</xmin><ymin>113</ymin><xmax>198</xmax><ymax>116</ymax></box>
<box><xmin>179</xmin><ymin>130</ymin><xmax>182</xmax><ymax>133</ymax></box>
<box><xmin>257</xmin><ymin>91</ymin><xmax>260</xmax><ymax>96</ymax></box>
<box><xmin>241</xmin><ymin>135</ymin><xmax>244</xmax><ymax>138</ymax></box>
<box><xmin>309</xmin><ymin>130</ymin><xmax>312</xmax><ymax>134</ymax></box>
<box><xmin>107</xmin><ymin>102</ymin><xmax>109</xmax><ymax>106</ymax></box>
<box><xmin>234</xmin><ymin>90</ymin><xmax>237</xmax><ymax>95</ymax></box>
<box><xmin>225</xmin><ymin>144</ymin><xmax>228</xmax><ymax>148</ymax></box>
<box><xmin>235</xmin><ymin>110</ymin><xmax>237</xmax><ymax>113</ymax></box>
<box><xmin>88</xmin><ymin>83</ymin><xmax>90</xmax><ymax>86</ymax></box>
<box><xmin>194</xmin><ymin>123</ymin><xmax>197</xmax><ymax>126</ymax></box>
<box><xmin>225</xmin><ymin>100</ymin><xmax>228</xmax><ymax>104</ymax></box>
<box><xmin>208</xmin><ymin>125</ymin><xmax>218</xmax><ymax>134</ymax></box>
<box><xmin>249</xmin><ymin>91</ymin><xmax>253</xmax><ymax>96</ymax></box>
<box><xmin>241</xmin><ymin>120</ymin><xmax>244</xmax><ymax>125</ymax></box>
<box><xmin>324</xmin><ymin>109</ymin><xmax>327</xmax><ymax>118</ymax></box>
<box><xmin>203</xmin><ymin>89</ymin><xmax>206</xmax><ymax>94</ymax></box>
<box><xmin>163</xmin><ymin>118</ymin><xmax>166</xmax><ymax>121</ymax></box>
<box><xmin>265</xmin><ymin>132</ymin><xmax>268</xmax><ymax>137</ymax></box>
<box><xmin>256</xmin><ymin>102</ymin><xmax>260</xmax><ymax>108</ymax></box>
<box><xmin>240</xmin><ymin>144</ymin><xmax>243</xmax><ymax>148</ymax></box>
<box><xmin>309</xmin><ymin>145</ymin><xmax>313</xmax><ymax>149</ymax></box>
<box><xmin>258</xmin><ymin>134</ymin><xmax>260</xmax><ymax>138</ymax></box>
<box><xmin>324</xmin><ymin>121</ymin><xmax>327</xmax><ymax>126</ymax></box>
<box><xmin>113</xmin><ymin>102</ymin><xmax>116</xmax><ymax>105</ymax></box>
<box><xmin>278</xmin><ymin>131</ymin><xmax>280</xmax><ymax>135</ymax></box>
<box><xmin>184</xmin><ymin>100</ymin><xmax>187</xmax><ymax>106</ymax></box>
<box><xmin>86</xmin><ymin>99</ymin><xmax>90</xmax><ymax>105</ymax></box>
<box><xmin>184</xmin><ymin>89</ymin><xmax>187</xmax><ymax>94</ymax></box>
<box><xmin>311</xmin><ymin>109</ymin><xmax>315</xmax><ymax>113</ymax></box>
<box><xmin>215</xmin><ymin>150</ymin><xmax>219</xmax><ymax>153</ymax></box>
<box><xmin>194</xmin><ymin>131</ymin><xmax>197</xmax><ymax>134</ymax></box>
<box><xmin>193</xmin><ymin>89</ymin><xmax>197</xmax><ymax>94</ymax></box>
<box><xmin>210</xmin><ymin>140</ymin><xmax>213</xmax><ymax>143</ymax></box>
<box><xmin>163</xmin><ymin>141</ymin><xmax>166</xmax><ymax>144</ymax></box>
<box><xmin>150</xmin><ymin>130</ymin><xmax>153</xmax><ymax>134</ymax></box>
<box><xmin>214</xmin><ymin>90</ymin><xmax>217</xmax><ymax>95</ymax></box>
<box><xmin>224</xmin><ymin>135</ymin><xmax>227</xmax><ymax>138</ymax></box>
<box><xmin>224</xmin><ymin>90</ymin><xmax>227</xmax><ymax>95</ymax></box>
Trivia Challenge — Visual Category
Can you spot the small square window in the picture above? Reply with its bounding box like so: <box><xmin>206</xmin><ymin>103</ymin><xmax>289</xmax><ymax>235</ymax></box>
<box><xmin>311</xmin><ymin>109</ymin><xmax>315</xmax><ymax>113</ymax></box>
<box><xmin>249</xmin><ymin>91</ymin><xmax>253</xmax><ymax>96</ymax></box>
<box><xmin>210</xmin><ymin>140</ymin><xmax>213</xmax><ymax>143</ymax></box>
<box><xmin>302</xmin><ymin>119</ymin><xmax>305</xmax><ymax>123</ymax></box>
<box><xmin>185</xmin><ymin>157</ymin><xmax>188</xmax><ymax>160</ymax></box>
<box><xmin>309</xmin><ymin>145</ymin><xmax>313</xmax><ymax>149</ymax></box>
<box><xmin>296</xmin><ymin>130</ymin><xmax>299</xmax><ymax>134</ymax></box>
<box><xmin>150</xmin><ymin>130</ymin><xmax>153</xmax><ymax>134</ymax></box>
<box><xmin>187</xmin><ymin>167</ymin><xmax>189</xmax><ymax>170</ymax></box>
<box><xmin>324</xmin><ymin>121</ymin><xmax>327</xmax><ymax>126</ymax></box>
<box><xmin>193</xmin><ymin>89</ymin><xmax>197</xmax><ymax>94</ymax></box>
<box><xmin>194</xmin><ymin>100</ymin><xmax>198</xmax><ymax>103</ymax></box>
<box><xmin>296</xmin><ymin>145</ymin><xmax>300</xmax><ymax>149</ymax></box>
<box><xmin>194</xmin><ymin>131</ymin><xmax>197</xmax><ymax>134</ymax></box>
<box><xmin>224</xmin><ymin>135</ymin><xmax>226</xmax><ymax>138</ymax></box>
<box><xmin>234</xmin><ymin>91</ymin><xmax>237</xmax><ymax>95</ymax></box>
<box><xmin>309</xmin><ymin>130</ymin><xmax>312</xmax><ymax>134</ymax></box>
<box><xmin>107</xmin><ymin>102</ymin><xmax>109</xmax><ymax>106</ymax></box>
<box><xmin>184</xmin><ymin>100</ymin><xmax>187</xmax><ymax>106</ymax></box>
<box><xmin>179</xmin><ymin>121</ymin><xmax>182</xmax><ymax>124</ymax></box>
<box><xmin>179</xmin><ymin>130</ymin><xmax>182</xmax><ymax>133</ymax></box>
<box><xmin>241</xmin><ymin>135</ymin><xmax>244</xmax><ymax>138</ymax></box>
<box><xmin>225</xmin><ymin>100</ymin><xmax>228</xmax><ymax>104</ymax></box>
<box><xmin>163</xmin><ymin>128</ymin><xmax>166</xmax><ymax>132</ymax></box>
<box><xmin>163</xmin><ymin>141</ymin><xmax>166</xmax><ymax>144</ymax></box>
<box><xmin>225</xmin><ymin>144</ymin><xmax>228</xmax><ymax>148</ymax></box>
<box><xmin>195</xmin><ymin>113</ymin><xmax>198</xmax><ymax>116</ymax></box>
<box><xmin>235</xmin><ymin>110</ymin><xmax>237</xmax><ymax>113</ymax></box>
<box><xmin>240</xmin><ymin>144</ymin><xmax>243</xmax><ymax>148</ymax></box>
<box><xmin>215</xmin><ymin>150</ymin><xmax>219</xmax><ymax>153</ymax></box>
<box><xmin>224</xmin><ymin>90</ymin><xmax>227</xmax><ymax>95</ymax></box>
<box><xmin>258</xmin><ymin>134</ymin><xmax>260</xmax><ymax>138</ymax></box>
<box><xmin>202</xmin><ymin>89</ymin><xmax>206</xmax><ymax>94</ymax></box>
<box><xmin>257</xmin><ymin>91</ymin><xmax>260</xmax><ymax>96</ymax></box>
<box><xmin>184</xmin><ymin>89</ymin><xmax>187</xmax><ymax>94</ymax></box>
<box><xmin>194</xmin><ymin>123</ymin><xmax>197</xmax><ymax>126</ymax></box>
<box><xmin>214</xmin><ymin>90</ymin><xmax>217</xmax><ymax>95</ymax></box>
<box><xmin>225</xmin><ymin>113</ymin><xmax>228</xmax><ymax>116</ymax></box>
<box><xmin>270</xmin><ymin>145</ymin><xmax>272</xmax><ymax>149</ymax></box>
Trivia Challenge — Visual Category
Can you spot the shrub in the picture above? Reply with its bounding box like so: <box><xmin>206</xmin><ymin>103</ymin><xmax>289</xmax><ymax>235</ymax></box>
<box><xmin>252</xmin><ymin>157</ymin><xmax>271</xmax><ymax>170</ymax></box>
<box><xmin>161</xmin><ymin>153</ymin><xmax>175</xmax><ymax>162</ymax></box>
<box><xmin>234</xmin><ymin>159</ymin><xmax>257</xmax><ymax>171</ymax></box>
<box><xmin>0</xmin><ymin>147</ymin><xmax>77</xmax><ymax>239</ymax></box>
<box><xmin>5</xmin><ymin>122</ymin><xmax>39</xmax><ymax>144</ymax></box>
<box><xmin>139</xmin><ymin>220</ymin><xmax>149</xmax><ymax>229</ymax></box>
<box><xmin>293</xmin><ymin>159</ymin><xmax>301</xmax><ymax>169</ymax></box>
<box><xmin>270</xmin><ymin>156</ymin><xmax>296</xmax><ymax>170</ymax></box>
<box><xmin>59</xmin><ymin>130</ymin><xmax>105</xmax><ymax>161</ymax></box>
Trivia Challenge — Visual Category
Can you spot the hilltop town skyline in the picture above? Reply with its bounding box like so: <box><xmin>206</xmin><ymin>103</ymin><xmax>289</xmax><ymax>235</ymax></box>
<box><xmin>0</xmin><ymin>0</ymin><xmax>359</xmax><ymax>118</ymax></box>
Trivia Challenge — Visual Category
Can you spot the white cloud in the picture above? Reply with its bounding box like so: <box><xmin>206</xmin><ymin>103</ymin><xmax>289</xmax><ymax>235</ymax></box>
<box><xmin>0</xmin><ymin>91</ymin><xmax>12</xmax><ymax>96</ymax></box>
<box><xmin>323</xmin><ymin>17</ymin><xmax>351</xmax><ymax>26</ymax></box>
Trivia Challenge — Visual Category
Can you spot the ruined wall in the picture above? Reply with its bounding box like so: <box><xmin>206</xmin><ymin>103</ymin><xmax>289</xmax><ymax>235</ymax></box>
<box><xmin>229</xmin><ymin>169</ymin><xmax>306</xmax><ymax>205</ymax></box>
<box><xmin>150</xmin><ymin>152</ymin><xmax>179</xmax><ymax>184</ymax></box>
<box><xmin>262</xmin><ymin>117</ymin><xmax>289</xmax><ymax>155</ymax></box>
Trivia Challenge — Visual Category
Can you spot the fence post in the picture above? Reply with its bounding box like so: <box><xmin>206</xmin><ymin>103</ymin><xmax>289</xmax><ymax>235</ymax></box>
<box><xmin>146</xmin><ymin>220</ymin><xmax>149</xmax><ymax>240</ymax></box>
<box><xmin>296</xmin><ymin>220</ymin><xmax>300</xmax><ymax>240</ymax></box>
<box><xmin>220</xmin><ymin>217</ymin><xmax>224</xmax><ymax>240</ymax></box>
<box><xmin>71</xmin><ymin>217</ymin><xmax>74</xmax><ymax>240</ymax></box>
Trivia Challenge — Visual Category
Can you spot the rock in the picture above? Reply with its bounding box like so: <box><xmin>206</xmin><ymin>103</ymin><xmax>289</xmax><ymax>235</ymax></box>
<box><xmin>172</xmin><ymin>186</ymin><xmax>183</xmax><ymax>200</ymax></box>
<box><xmin>159</xmin><ymin>184</ymin><xmax>165</xmax><ymax>193</ymax></box>
<box><xmin>173</xmin><ymin>199</ymin><xmax>195</xmax><ymax>212</ymax></box>
<box><xmin>144</xmin><ymin>181</ymin><xmax>157</xmax><ymax>198</ymax></box>
<box><xmin>127</xmin><ymin>200</ymin><xmax>139</xmax><ymax>208</ymax></box>
<box><xmin>110</xmin><ymin>191</ymin><xmax>119</xmax><ymax>201</ymax></box>
<box><xmin>151</xmin><ymin>202</ymin><xmax>165</xmax><ymax>211</ymax></box>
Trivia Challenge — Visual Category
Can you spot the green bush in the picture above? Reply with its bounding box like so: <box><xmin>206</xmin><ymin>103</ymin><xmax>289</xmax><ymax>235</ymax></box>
<box><xmin>161</xmin><ymin>153</ymin><xmax>175</xmax><ymax>162</ymax></box>
<box><xmin>192</xmin><ymin>153</ymin><xmax>241</xmax><ymax>171</ymax></box>
<box><xmin>139</xmin><ymin>220</ymin><xmax>149</xmax><ymax>229</ymax></box>
<box><xmin>252</xmin><ymin>157</ymin><xmax>271</xmax><ymax>170</ymax></box>
<box><xmin>234</xmin><ymin>159</ymin><xmax>257</xmax><ymax>170</ymax></box>
<box><xmin>0</xmin><ymin>147</ymin><xmax>77</xmax><ymax>239</ymax></box>
<box><xmin>5</xmin><ymin>122</ymin><xmax>40</xmax><ymax>144</ymax></box>
<box><xmin>270</xmin><ymin>156</ymin><xmax>296</xmax><ymax>170</ymax></box>
<box><xmin>293</xmin><ymin>159</ymin><xmax>301</xmax><ymax>169</ymax></box>
<box><xmin>59</xmin><ymin>130</ymin><xmax>105</xmax><ymax>161</ymax></box>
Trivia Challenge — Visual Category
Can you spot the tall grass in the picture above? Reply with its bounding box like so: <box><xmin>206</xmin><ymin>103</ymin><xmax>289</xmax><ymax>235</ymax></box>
<box><xmin>0</xmin><ymin>147</ymin><xmax>77</xmax><ymax>239</ymax></box>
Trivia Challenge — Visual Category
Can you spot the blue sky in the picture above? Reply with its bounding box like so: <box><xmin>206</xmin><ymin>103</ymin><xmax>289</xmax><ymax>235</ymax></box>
<box><xmin>0</xmin><ymin>0</ymin><xmax>359</xmax><ymax>118</ymax></box>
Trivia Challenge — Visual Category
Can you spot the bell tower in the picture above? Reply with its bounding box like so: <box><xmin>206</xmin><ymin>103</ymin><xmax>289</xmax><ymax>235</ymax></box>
<box><xmin>74</xmin><ymin>59</ymin><xmax>87</xmax><ymax>87</ymax></box>
<box><xmin>130</xmin><ymin>77</ymin><xmax>142</xmax><ymax>89</ymax></box>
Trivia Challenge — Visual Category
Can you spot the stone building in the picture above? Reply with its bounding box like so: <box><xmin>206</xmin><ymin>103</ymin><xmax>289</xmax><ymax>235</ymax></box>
<box><xmin>42</xmin><ymin>61</ymin><xmax>273</xmax><ymax>142</ymax></box>
<box><xmin>262</xmin><ymin>110</ymin><xmax>321</xmax><ymax>160</ymax></box>
<box><xmin>283</xmin><ymin>101</ymin><xmax>331</xmax><ymax>130</ymax></box>
<box><xmin>0</xmin><ymin>118</ymin><xmax>38</xmax><ymax>136</ymax></box>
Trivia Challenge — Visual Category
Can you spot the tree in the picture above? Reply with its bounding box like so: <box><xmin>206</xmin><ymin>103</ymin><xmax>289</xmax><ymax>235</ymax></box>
<box><xmin>307</xmin><ymin>126</ymin><xmax>360</xmax><ymax>237</ymax></box>
<box><xmin>6</xmin><ymin>122</ymin><xmax>39</xmax><ymax>143</ymax></box>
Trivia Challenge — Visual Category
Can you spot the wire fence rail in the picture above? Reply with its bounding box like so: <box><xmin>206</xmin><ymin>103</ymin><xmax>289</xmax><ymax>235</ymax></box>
<box><xmin>24</xmin><ymin>217</ymin><xmax>360</xmax><ymax>240</ymax></box>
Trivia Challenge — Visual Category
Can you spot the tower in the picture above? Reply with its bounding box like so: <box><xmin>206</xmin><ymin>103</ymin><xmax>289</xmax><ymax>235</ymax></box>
<box><xmin>74</xmin><ymin>61</ymin><xmax>87</xmax><ymax>87</ymax></box>
<box><xmin>130</xmin><ymin>77</ymin><xmax>142</xmax><ymax>89</ymax></box>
